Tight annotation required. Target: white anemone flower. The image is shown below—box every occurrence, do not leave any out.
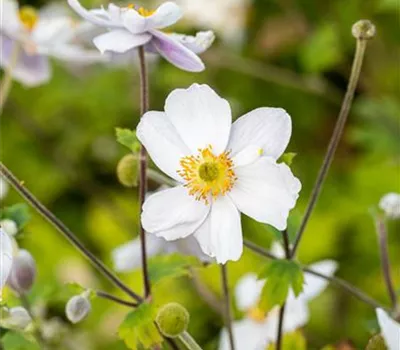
[0,219,18,236]
[137,83,301,263]
[379,193,400,219]
[0,228,13,290]
[0,0,106,87]
[219,244,338,349]
[376,309,400,350]
[67,0,215,72]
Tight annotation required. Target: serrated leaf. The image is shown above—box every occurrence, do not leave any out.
[148,253,202,285]
[115,128,141,153]
[118,303,162,350]
[267,331,307,350]
[279,153,297,166]
[1,204,31,229]
[258,260,304,311]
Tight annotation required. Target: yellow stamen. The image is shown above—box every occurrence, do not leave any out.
[177,145,236,204]
[19,6,38,31]
[127,4,155,17]
[247,307,266,323]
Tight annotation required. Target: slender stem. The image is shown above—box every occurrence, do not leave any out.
[375,217,397,309]
[137,45,151,298]
[291,38,369,257]
[220,264,235,350]
[96,291,138,308]
[178,331,203,350]
[147,168,176,187]
[0,163,143,303]
[20,295,47,349]
[0,43,20,115]
[281,229,291,258]
[243,239,388,310]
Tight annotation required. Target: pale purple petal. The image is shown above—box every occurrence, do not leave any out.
[169,31,215,54]
[145,2,182,30]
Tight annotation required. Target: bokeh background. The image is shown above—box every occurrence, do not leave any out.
[1,0,399,349]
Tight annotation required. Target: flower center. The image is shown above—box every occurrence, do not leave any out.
[178,145,236,203]
[127,4,155,17]
[19,6,38,31]
[247,307,266,323]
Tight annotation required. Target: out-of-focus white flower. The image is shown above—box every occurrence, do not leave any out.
[177,0,250,46]
[376,308,400,350]
[0,219,18,236]
[219,243,337,350]
[138,84,301,264]
[379,193,400,219]
[66,291,92,324]
[0,177,9,200]
[0,306,32,330]
[67,0,214,71]
[8,249,36,294]
[0,0,106,87]
[0,228,13,291]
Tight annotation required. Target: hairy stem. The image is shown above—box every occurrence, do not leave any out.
[221,264,235,350]
[291,37,369,257]
[0,163,142,303]
[96,290,138,308]
[137,45,151,298]
[20,295,47,349]
[178,331,203,350]
[0,43,20,115]
[375,217,397,309]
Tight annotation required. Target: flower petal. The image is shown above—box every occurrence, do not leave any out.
[0,229,13,289]
[228,108,292,160]
[0,0,21,35]
[232,145,263,167]
[164,84,232,154]
[168,30,215,54]
[142,185,210,241]
[121,9,147,34]
[93,30,151,54]
[301,260,338,302]
[194,196,242,264]
[151,30,205,72]
[229,157,301,231]
[376,308,400,350]
[235,273,265,312]
[145,2,182,30]
[136,111,191,181]
[173,236,214,263]
[270,242,285,259]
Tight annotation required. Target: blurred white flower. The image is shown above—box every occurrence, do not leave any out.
[8,249,37,294]
[0,306,32,330]
[68,0,214,72]
[376,308,400,350]
[379,193,400,219]
[0,177,9,200]
[219,243,337,350]
[0,0,106,87]
[66,291,91,324]
[0,219,18,236]
[0,228,13,291]
[138,83,301,263]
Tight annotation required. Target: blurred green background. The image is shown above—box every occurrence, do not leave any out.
[1,0,400,349]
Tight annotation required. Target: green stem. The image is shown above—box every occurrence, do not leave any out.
[178,331,203,350]
[95,290,138,308]
[0,43,20,115]
[221,264,235,350]
[20,295,47,349]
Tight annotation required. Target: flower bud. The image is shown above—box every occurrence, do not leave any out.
[2,306,32,329]
[0,219,18,236]
[352,20,376,40]
[366,334,386,350]
[379,193,400,219]
[65,292,91,324]
[117,154,138,187]
[8,249,36,294]
[156,302,189,338]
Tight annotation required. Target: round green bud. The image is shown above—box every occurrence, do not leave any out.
[155,302,190,338]
[365,334,386,350]
[116,154,138,187]
[352,20,376,40]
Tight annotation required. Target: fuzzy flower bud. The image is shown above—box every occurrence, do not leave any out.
[366,334,386,350]
[379,193,400,219]
[352,20,376,40]
[2,306,32,329]
[8,249,36,294]
[156,302,190,338]
[117,154,138,187]
[65,291,91,324]
[0,219,18,236]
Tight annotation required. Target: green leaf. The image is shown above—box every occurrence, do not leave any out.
[118,303,162,350]
[115,128,140,153]
[267,331,307,350]
[258,260,304,311]
[1,204,31,229]
[279,153,297,166]
[148,254,202,285]
[2,331,40,350]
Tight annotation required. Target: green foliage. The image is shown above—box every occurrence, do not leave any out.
[156,302,190,338]
[365,334,387,350]
[267,331,307,350]
[258,260,304,311]
[2,332,40,350]
[148,254,202,285]
[279,153,297,166]
[118,303,163,350]
[1,204,31,229]
[115,128,141,153]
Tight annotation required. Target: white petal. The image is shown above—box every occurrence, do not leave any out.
[301,260,338,302]
[0,229,13,289]
[112,235,164,272]
[145,2,182,30]
[93,30,151,54]
[32,17,73,45]
[174,236,214,263]
[229,157,301,230]
[136,111,191,181]
[219,319,272,350]
[379,192,400,219]
[194,196,242,264]
[232,145,263,167]
[235,273,265,312]
[121,9,146,34]
[142,186,210,240]
[0,0,21,35]
[376,308,400,350]
[47,45,107,63]
[270,242,285,259]
[165,84,232,154]
[228,108,292,160]
[169,30,215,54]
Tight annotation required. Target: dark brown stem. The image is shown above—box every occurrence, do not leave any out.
[96,291,138,308]
[0,163,142,303]
[137,46,151,298]
[291,38,369,257]
[221,264,235,350]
